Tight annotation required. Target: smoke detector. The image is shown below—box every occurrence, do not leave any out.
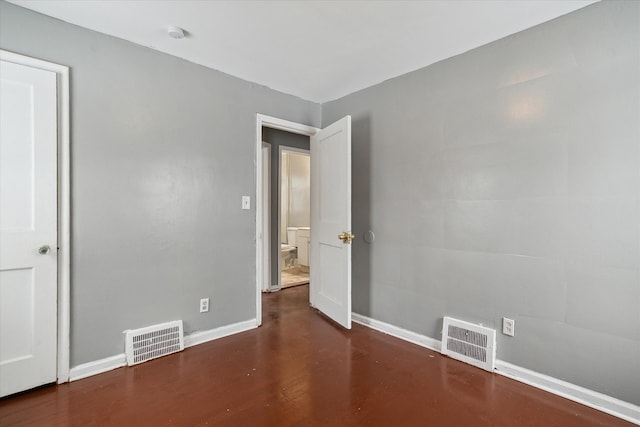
[167,26,185,39]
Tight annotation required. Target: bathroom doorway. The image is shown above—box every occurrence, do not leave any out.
[260,124,312,294]
[280,148,311,289]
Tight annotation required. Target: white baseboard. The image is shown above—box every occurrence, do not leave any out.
[352,313,441,352]
[184,318,258,348]
[69,354,126,382]
[494,361,640,425]
[69,318,258,382]
[352,312,639,425]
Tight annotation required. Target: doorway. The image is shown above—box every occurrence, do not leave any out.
[255,114,353,329]
[279,148,310,289]
[260,128,310,292]
[255,115,317,325]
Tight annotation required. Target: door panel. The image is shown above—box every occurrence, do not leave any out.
[318,244,345,304]
[0,60,58,397]
[0,268,35,361]
[310,116,352,329]
[0,78,35,230]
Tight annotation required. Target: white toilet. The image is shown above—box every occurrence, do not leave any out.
[281,227,299,269]
[281,244,296,268]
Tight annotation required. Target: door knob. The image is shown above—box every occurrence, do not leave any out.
[38,245,51,255]
[338,232,355,244]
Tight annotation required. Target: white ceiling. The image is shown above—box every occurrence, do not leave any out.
[9,0,598,103]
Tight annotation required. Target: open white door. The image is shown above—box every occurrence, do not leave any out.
[310,116,352,329]
[0,60,58,396]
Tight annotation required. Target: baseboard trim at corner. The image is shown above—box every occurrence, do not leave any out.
[353,312,639,425]
[69,354,126,382]
[184,318,258,348]
[495,361,640,425]
[352,313,441,352]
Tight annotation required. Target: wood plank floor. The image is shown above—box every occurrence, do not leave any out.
[0,285,633,426]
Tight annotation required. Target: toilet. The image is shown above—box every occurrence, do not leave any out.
[281,227,300,269]
[280,244,296,269]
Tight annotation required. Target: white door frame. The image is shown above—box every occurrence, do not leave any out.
[261,142,271,292]
[255,114,318,326]
[1,50,71,383]
[277,146,310,290]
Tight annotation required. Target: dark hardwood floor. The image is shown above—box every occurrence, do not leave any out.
[0,285,633,426]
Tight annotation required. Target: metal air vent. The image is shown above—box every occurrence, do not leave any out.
[124,320,184,366]
[442,317,496,372]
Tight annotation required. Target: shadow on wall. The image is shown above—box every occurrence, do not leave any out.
[352,116,372,316]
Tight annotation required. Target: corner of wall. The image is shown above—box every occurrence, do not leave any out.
[352,313,640,425]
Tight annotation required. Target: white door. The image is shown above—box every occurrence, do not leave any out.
[0,60,58,397]
[310,116,352,329]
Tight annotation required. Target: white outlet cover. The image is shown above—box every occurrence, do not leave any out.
[502,317,515,336]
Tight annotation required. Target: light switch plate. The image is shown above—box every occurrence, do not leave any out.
[242,196,250,210]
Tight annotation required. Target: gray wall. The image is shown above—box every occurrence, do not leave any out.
[322,1,640,405]
[261,128,309,287]
[2,0,638,406]
[0,1,320,366]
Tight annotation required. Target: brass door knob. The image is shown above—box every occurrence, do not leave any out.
[338,232,355,244]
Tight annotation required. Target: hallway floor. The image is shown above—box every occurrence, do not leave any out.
[281,266,310,288]
[0,285,632,426]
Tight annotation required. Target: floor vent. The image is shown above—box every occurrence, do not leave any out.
[124,320,184,366]
[441,317,496,372]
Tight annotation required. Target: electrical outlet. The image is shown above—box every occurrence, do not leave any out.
[200,298,209,313]
[502,317,515,337]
